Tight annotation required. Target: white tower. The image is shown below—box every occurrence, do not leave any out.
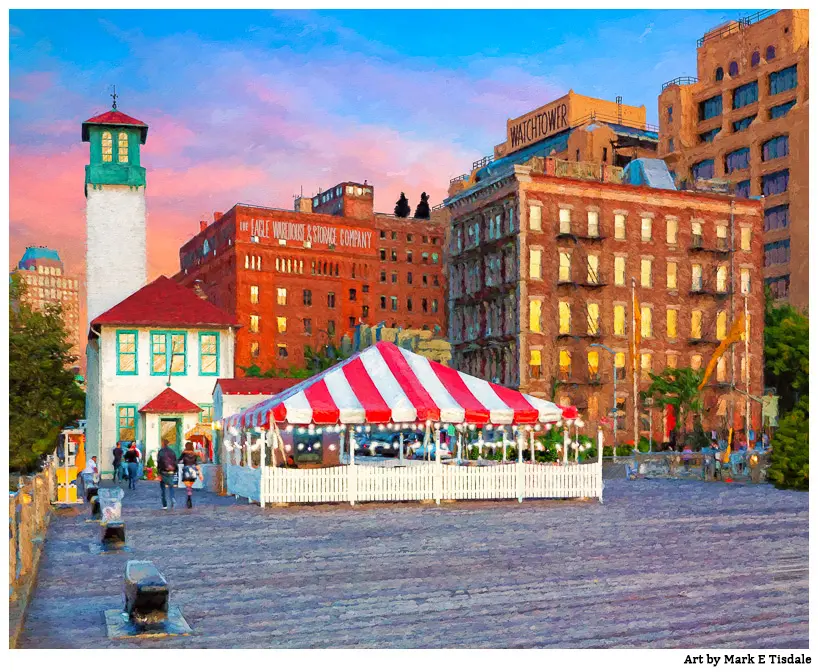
[82,100,148,325]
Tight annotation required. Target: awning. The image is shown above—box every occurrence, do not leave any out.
[224,341,563,429]
[139,388,202,414]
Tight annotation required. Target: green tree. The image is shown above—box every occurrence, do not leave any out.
[9,274,85,472]
[764,295,808,415]
[642,367,704,439]
[767,396,809,491]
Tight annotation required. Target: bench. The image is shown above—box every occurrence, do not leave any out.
[85,484,99,503]
[101,521,126,547]
[125,560,169,626]
[90,496,101,518]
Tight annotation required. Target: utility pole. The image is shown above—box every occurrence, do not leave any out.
[744,295,751,436]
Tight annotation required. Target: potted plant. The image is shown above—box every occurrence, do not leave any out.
[144,454,156,480]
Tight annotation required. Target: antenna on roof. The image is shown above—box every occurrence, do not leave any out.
[616,95,622,124]
[111,85,118,111]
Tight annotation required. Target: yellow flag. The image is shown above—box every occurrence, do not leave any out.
[723,428,733,464]
[698,312,746,390]
[630,298,642,369]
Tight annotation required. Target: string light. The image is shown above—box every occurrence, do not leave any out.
[285,425,293,432]
[328,444,337,451]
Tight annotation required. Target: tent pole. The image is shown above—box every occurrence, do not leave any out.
[339,426,345,465]
[516,427,524,503]
[399,432,404,466]
[529,430,535,463]
[259,430,267,508]
[502,428,507,462]
[563,425,569,463]
[434,429,442,505]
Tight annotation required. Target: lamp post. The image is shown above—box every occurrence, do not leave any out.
[591,342,617,447]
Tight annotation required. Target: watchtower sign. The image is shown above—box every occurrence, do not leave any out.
[507,101,569,151]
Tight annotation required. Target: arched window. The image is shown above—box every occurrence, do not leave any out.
[715,67,724,82]
[117,132,129,163]
[751,51,760,67]
[101,131,113,162]
[728,61,739,77]
[766,45,776,61]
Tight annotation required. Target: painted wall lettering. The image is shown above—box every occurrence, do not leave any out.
[508,103,569,150]
[239,218,372,250]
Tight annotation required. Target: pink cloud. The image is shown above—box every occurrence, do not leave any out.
[10,71,54,101]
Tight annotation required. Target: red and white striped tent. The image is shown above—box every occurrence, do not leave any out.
[224,341,563,430]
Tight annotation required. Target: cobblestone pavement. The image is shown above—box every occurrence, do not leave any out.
[19,478,808,648]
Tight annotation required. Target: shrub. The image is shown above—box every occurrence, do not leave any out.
[768,396,809,491]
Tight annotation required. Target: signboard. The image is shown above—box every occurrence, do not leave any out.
[238,217,373,251]
[506,100,570,152]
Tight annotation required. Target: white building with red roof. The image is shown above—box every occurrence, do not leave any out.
[85,275,240,475]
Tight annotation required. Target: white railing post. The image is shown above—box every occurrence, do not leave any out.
[348,432,357,506]
[502,428,507,462]
[399,432,404,466]
[244,432,251,467]
[339,427,345,464]
[563,425,569,463]
[434,429,442,505]
[597,427,604,504]
[259,430,267,508]
[516,428,524,503]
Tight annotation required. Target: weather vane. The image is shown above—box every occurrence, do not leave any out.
[111,85,118,110]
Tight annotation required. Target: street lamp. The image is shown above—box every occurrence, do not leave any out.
[590,342,617,448]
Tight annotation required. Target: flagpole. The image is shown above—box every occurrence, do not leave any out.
[632,278,638,451]
[744,295,751,439]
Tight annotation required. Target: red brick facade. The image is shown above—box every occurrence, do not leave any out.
[175,182,447,373]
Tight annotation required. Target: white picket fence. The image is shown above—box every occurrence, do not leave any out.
[226,461,603,506]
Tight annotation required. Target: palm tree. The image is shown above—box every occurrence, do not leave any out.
[642,367,704,439]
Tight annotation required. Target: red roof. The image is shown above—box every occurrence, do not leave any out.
[215,378,302,396]
[90,275,241,332]
[140,388,202,414]
[82,109,148,143]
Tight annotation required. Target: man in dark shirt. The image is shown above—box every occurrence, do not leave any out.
[157,439,178,510]
[112,442,123,483]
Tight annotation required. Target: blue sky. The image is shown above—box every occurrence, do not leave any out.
[10,9,752,278]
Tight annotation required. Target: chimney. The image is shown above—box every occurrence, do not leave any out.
[192,280,209,301]
[199,220,208,232]
[213,212,223,222]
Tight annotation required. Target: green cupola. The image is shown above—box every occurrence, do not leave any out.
[82,106,148,194]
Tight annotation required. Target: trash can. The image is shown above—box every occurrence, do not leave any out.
[98,487,125,524]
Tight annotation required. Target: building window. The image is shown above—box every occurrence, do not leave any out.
[380,296,386,310]
[740,227,752,251]
[692,159,715,181]
[587,351,599,378]
[740,268,751,295]
[349,316,356,329]
[422,252,429,264]
[691,310,703,339]
[764,204,789,231]
[327,292,336,308]
[431,299,438,314]
[640,353,653,382]
[735,180,751,199]
[765,275,790,299]
[769,99,796,120]
[641,306,652,339]
[587,254,600,284]
[691,263,703,291]
[586,303,600,336]
[391,296,398,311]
[407,297,413,312]
[614,256,626,286]
[362,305,369,318]
[641,217,652,242]
[529,205,542,231]
[277,317,287,334]
[699,95,722,121]
[391,272,398,284]
[715,67,724,82]
[667,261,678,289]
[764,240,791,267]
[691,354,703,371]
[276,287,287,306]
[615,352,626,380]
[250,341,260,358]
[717,264,729,292]
[732,81,758,109]
[614,213,626,240]
[766,45,776,61]
[699,127,721,144]
[716,310,727,340]
[349,288,357,301]
[380,270,387,282]
[558,301,571,335]
[769,65,797,96]
[667,309,678,339]
[587,211,599,238]
[728,61,739,77]
[249,285,259,304]
[379,249,386,261]
[762,135,789,161]
[303,289,312,306]
[614,305,626,336]
[762,169,789,196]
[406,251,413,263]
[116,330,138,375]
[117,132,129,163]
[666,219,678,245]
[640,258,652,288]
[198,403,214,426]
[101,131,113,162]
[432,253,439,264]
[303,318,312,335]
[150,332,186,376]
[558,252,571,282]
[433,275,440,287]
[199,332,219,375]
[407,233,414,242]
[751,51,760,68]
[666,106,673,123]
[716,225,728,249]
[559,208,572,234]
[666,353,678,369]
[277,344,288,359]
[559,350,571,379]
[327,321,336,336]
[391,232,398,241]
[668,138,675,152]
[716,356,728,382]
[249,315,259,333]
[732,115,755,133]
[529,349,542,378]
[530,249,542,280]
[529,299,542,333]
[725,147,751,173]
[116,405,137,443]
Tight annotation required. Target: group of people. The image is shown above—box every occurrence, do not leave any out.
[111,439,202,509]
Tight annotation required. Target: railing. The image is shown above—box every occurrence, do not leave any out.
[697,10,777,47]
[572,111,660,134]
[662,76,699,91]
[449,173,470,185]
[473,155,495,170]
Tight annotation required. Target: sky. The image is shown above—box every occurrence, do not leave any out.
[9,9,752,284]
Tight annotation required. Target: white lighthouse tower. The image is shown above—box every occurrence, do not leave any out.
[82,96,148,326]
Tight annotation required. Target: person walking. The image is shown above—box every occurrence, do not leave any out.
[179,441,202,509]
[123,443,140,490]
[157,439,178,510]
[112,442,123,484]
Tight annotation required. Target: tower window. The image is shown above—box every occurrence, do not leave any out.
[118,132,129,163]
[101,131,113,162]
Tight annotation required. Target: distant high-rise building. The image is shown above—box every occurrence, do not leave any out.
[14,246,82,368]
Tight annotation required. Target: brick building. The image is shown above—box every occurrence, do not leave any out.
[13,246,82,369]
[175,182,447,373]
[658,9,808,308]
[448,90,659,199]
[444,156,764,440]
